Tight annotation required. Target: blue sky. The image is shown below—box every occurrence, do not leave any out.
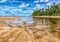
[0,0,60,16]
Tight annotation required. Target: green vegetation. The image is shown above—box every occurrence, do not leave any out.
[32,3,60,16]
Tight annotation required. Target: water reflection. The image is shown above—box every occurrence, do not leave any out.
[5,17,60,29]
[33,17,60,29]
[21,16,34,24]
[49,18,60,29]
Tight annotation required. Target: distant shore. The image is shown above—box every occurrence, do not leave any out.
[0,16,60,18]
[33,16,60,18]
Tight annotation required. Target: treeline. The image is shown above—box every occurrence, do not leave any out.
[32,3,60,16]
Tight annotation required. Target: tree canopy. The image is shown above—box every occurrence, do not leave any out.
[32,3,60,16]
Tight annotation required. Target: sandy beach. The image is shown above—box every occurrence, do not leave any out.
[0,17,21,26]
[0,17,60,42]
[0,26,60,42]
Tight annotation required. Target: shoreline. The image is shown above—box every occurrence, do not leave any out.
[0,16,60,18]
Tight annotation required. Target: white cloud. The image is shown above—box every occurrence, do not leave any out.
[46,2,52,6]
[8,0,21,3]
[40,0,49,2]
[34,0,39,3]
[33,4,41,10]
[19,3,25,8]
[34,0,49,3]
[19,3,29,8]
[36,4,41,7]
[0,6,33,16]
[0,0,7,3]
[26,4,29,6]
[40,0,44,2]
[44,0,49,2]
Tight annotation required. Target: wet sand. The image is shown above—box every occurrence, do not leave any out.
[0,17,21,26]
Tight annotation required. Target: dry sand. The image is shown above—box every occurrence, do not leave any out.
[0,27,60,42]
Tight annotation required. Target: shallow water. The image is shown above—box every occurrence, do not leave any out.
[4,16,60,30]
[0,17,60,42]
[15,17,60,29]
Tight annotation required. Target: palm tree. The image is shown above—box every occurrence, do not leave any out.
[32,3,60,16]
